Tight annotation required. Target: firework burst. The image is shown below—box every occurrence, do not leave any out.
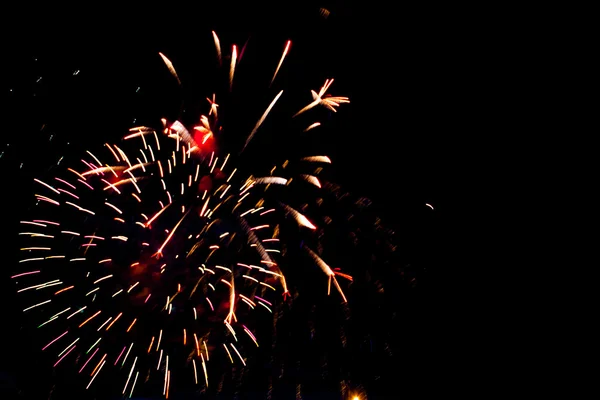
[14,31,353,398]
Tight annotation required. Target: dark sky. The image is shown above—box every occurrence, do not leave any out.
[0,2,493,399]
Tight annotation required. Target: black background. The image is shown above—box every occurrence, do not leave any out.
[0,2,500,399]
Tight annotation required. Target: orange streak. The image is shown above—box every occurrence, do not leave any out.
[55,285,74,295]
[127,318,137,332]
[105,312,122,330]
[79,310,101,328]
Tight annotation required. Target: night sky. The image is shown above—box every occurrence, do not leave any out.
[0,2,486,399]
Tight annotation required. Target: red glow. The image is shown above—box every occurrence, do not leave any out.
[192,130,215,153]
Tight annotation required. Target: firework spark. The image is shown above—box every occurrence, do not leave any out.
[15,31,351,398]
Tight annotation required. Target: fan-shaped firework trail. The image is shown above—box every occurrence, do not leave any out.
[14,32,352,398]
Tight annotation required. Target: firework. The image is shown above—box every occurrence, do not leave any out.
[14,31,352,398]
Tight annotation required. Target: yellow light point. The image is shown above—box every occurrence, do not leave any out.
[183,329,186,345]
[79,310,101,328]
[127,319,137,332]
[132,193,141,202]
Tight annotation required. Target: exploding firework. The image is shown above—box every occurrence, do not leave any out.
[14,31,354,398]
